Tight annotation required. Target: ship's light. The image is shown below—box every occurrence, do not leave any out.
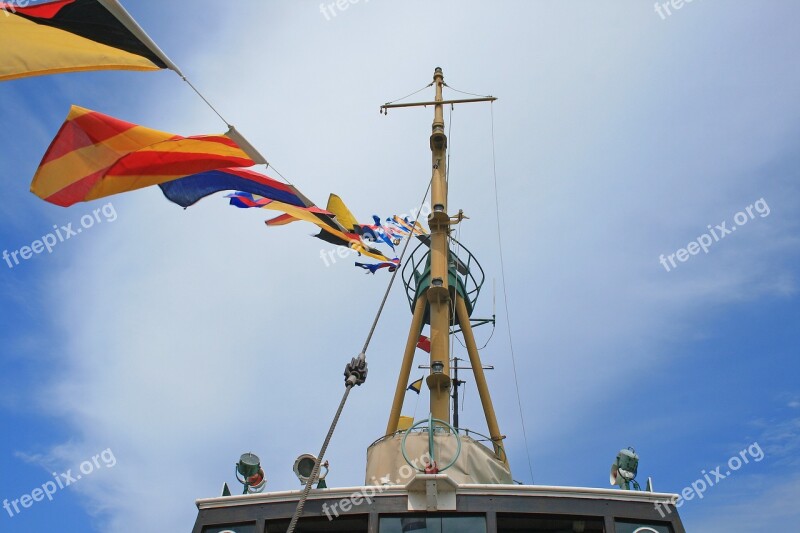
[610,447,639,490]
[293,454,329,487]
[237,453,261,479]
[235,452,267,494]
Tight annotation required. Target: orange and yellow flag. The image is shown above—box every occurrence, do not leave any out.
[31,106,254,207]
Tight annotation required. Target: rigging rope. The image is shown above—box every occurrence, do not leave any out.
[264,162,295,186]
[360,179,433,354]
[447,103,496,352]
[447,104,458,399]
[489,102,535,485]
[383,81,435,106]
[181,76,232,127]
[286,178,433,533]
[453,321,496,351]
[176,73,301,186]
[446,104,453,184]
[443,82,493,99]
[286,371,359,533]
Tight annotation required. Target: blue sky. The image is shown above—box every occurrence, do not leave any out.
[1,1,799,531]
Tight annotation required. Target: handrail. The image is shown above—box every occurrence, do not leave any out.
[369,425,504,459]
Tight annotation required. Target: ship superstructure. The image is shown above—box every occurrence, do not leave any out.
[192,68,687,533]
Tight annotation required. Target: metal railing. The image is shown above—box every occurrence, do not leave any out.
[401,235,485,315]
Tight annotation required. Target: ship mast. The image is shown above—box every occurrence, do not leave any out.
[382,68,507,465]
[427,66,451,423]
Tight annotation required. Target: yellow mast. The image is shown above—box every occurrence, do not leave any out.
[426,67,452,423]
[383,68,507,465]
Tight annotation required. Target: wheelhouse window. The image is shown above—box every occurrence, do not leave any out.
[497,514,605,532]
[265,514,368,532]
[202,524,256,533]
[379,514,486,533]
[614,521,673,533]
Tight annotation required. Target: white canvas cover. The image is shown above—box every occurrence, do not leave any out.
[366,432,513,486]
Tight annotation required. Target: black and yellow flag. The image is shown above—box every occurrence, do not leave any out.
[0,0,177,82]
[407,377,423,394]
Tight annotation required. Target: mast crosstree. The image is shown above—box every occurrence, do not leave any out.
[382,68,507,466]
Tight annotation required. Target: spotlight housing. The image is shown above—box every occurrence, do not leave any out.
[610,447,640,491]
[235,453,267,494]
[293,453,329,488]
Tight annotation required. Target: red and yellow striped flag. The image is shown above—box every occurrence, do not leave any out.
[31,106,254,207]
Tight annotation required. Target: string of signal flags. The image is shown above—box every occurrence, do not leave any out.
[1,0,428,273]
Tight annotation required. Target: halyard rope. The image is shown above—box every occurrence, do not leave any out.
[286,178,432,532]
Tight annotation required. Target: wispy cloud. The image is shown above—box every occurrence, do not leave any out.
[751,417,800,468]
[688,472,800,532]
